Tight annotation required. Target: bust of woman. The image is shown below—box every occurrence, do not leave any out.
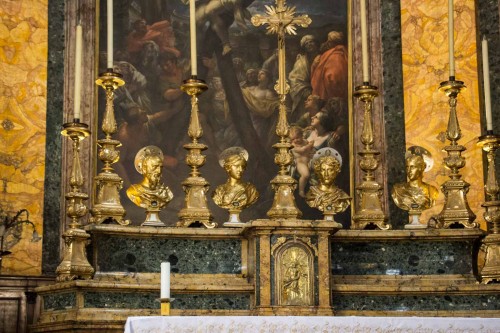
[305,155,350,221]
[212,148,259,224]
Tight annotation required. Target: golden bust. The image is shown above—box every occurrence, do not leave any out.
[212,147,259,225]
[391,154,439,228]
[126,146,173,226]
[305,154,350,221]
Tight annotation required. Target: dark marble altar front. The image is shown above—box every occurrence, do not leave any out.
[93,235,242,274]
[332,241,473,275]
[333,294,500,312]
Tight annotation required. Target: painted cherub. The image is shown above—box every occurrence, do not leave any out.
[289,126,314,197]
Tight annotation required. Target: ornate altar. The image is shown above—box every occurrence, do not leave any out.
[19,0,500,332]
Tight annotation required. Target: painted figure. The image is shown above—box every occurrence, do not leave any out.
[289,126,314,197]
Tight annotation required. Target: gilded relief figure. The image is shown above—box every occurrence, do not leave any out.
[127,146,173,226]
[305,151,350,222]
[391,154,439,229]
[212,147,259,226]
[281,247,310,306]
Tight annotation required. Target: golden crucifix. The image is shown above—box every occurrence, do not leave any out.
[252,1,311,219]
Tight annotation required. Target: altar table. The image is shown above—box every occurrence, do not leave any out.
[124,316,500,333]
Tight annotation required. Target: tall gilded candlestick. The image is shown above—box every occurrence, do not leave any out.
[176,0,214,227]
[477,134,500,283]
[56,122,95,281]
[436,79,477,228]
[89,71,130,225]
[176,79,215,228]
[252,0,311,219]
[351,84,389,230]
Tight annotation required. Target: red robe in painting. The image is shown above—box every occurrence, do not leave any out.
[311,45,348,100]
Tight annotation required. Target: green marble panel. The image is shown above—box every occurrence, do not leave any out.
[84,292,158,309]
[333,294,500,311]
[83,292,250,310]
[331,241,473,275]
[43,292,76,311]
[94,235,241,274]
[173,294,250,310]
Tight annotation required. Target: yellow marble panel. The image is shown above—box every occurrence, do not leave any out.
[0,0,47,275]
[401,0,484,228]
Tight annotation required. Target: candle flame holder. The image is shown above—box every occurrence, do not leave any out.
[477,134,500,283]
[436,80,477,228]
[351,84,390,230]
[56,122,95,281]
[176,78,215,228]
[90,70,130,225]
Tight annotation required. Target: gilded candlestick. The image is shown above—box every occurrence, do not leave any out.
[176,78,215,228]
[90,70,130,225]
[351,84,389,230]
[56,122,95,281]
[477,134,500,283]
[436,80,477,228]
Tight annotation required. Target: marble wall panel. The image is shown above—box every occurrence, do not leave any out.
[331,241,473,275]
[173,294,250,310]
[400,0,484,227]
[82,292,251,310]
[333,294,500,311]
[0,0,48,275]
[43,292,76,311]
[380,0,407,228]
[93,235,242,274]
[42,0,64,275]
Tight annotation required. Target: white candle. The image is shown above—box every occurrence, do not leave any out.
[482,36,493,131]
[107,0,113,69]
[160,262,170,298]
[360,0,369,83]
[189,0,197,76]
[74,24,83,120]
[448,0,455,78]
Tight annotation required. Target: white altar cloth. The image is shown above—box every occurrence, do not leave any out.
[124,316,500,333]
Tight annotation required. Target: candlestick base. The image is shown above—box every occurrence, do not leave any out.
[160,298,174,316]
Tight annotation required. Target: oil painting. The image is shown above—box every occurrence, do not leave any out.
[98,0,350,225]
